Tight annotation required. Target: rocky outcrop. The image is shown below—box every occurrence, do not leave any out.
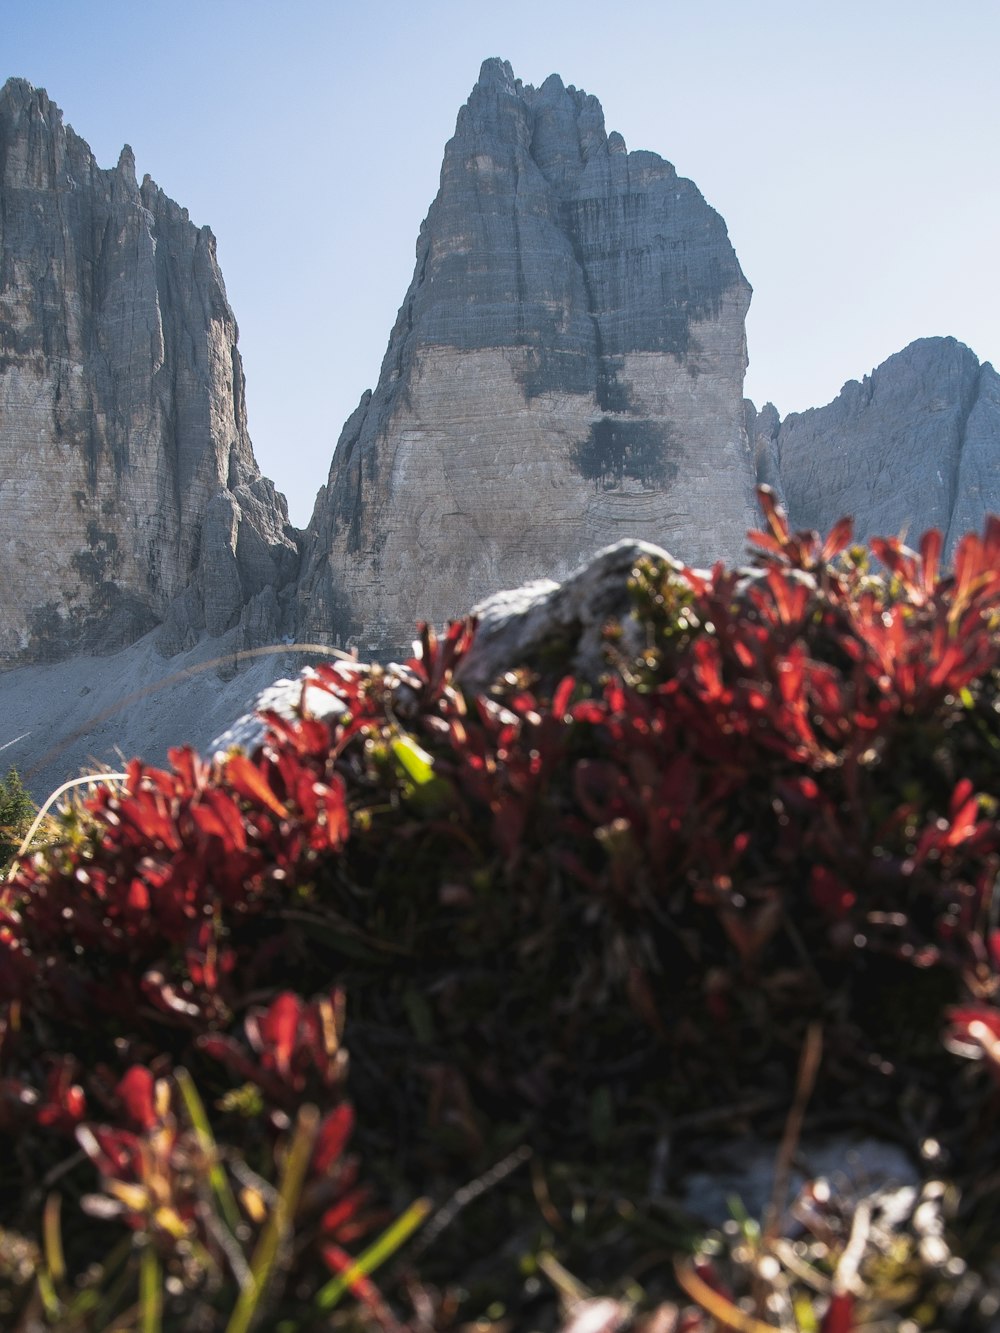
[297,57,758,659]
[0,77,299,665]
[213,538,688,759]
[752,338,1000,552]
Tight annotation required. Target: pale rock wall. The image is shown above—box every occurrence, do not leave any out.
[756,337,1000,552]
[298,58,758,657]
[0,78,299,664]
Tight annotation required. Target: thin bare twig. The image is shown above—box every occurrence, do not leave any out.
[763,1023,823,1245]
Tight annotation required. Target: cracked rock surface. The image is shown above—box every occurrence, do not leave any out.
[749,337,1000,553]
[0,78,299,665]
[297,58,757,660]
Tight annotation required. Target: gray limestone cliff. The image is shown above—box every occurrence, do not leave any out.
[0,77,299,665]
[297,57,758,657]
[750,338,1000,552]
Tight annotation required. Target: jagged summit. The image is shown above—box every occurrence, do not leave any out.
[296,60,757,657]
[1,76,58,116]
[0,77,299,665]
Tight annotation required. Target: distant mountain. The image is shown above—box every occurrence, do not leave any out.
[0,65,997,794]
[749,336,1000,552]
[0,77,298,667]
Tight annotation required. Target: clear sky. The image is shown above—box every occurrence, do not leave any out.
[6,0,999,527]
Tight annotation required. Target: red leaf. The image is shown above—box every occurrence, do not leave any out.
[553,675,576,719]
[36,1059,87,1132]
[949,778,975,817]
[756,484,790,544]
[127,880,150,912]
[168,745,209,793]
[116,1066,159,1131]
[570,699,607,726]
[692,638,728,703]
[746,528,786,557]
[944,1006,1000,1081]
[822,1292,855,1333]
[821,515,854,562]
[323,775,350,851]
[947,1005,1000,1041]
[77,1123,139,1178]
[926,641,967,692]
[943,783,980,847]
[196,1033,263,1084]
[192,789,248,851]
[258,992,303,1077]
[119,793,181,851]
[919,527,943,595]
[319,1184,374,1239]
[225,754,288,819]
[314,1103,355,1175]
[766,569,806,624]
[951,530,979,607]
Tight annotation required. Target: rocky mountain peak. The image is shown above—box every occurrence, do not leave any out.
[748,335,1000,554]
[296,60,757,658]
[116,143,136,177]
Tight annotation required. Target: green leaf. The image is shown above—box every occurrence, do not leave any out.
[391,734,436,786]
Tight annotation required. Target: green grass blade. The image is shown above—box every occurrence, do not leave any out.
[139,1244,162,1333]
[315,1196,431,1312]
[175,1066,243,1236]
[225,1103,319,1333]
[42,1192,66,1285]
[35,1267,61,1321]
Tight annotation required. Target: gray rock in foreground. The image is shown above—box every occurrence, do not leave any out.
[212,539,688,757]
[454,538,685,691]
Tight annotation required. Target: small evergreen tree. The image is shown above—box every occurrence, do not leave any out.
[0,767,35,871]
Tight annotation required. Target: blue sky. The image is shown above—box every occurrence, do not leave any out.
[7,0,999,527]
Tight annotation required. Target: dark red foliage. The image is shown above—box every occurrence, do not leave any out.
[1,488,999,1325]
[198,987,349,1109]
[821,1292,856,1333]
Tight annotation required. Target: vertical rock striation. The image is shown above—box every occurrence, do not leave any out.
[298,58,757,657]
[0,78,298,664]
[752,338,1000,552]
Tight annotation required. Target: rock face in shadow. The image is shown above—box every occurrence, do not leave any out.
[297,58,758,658]
[0,78,299,664]
[750,338,1000,552]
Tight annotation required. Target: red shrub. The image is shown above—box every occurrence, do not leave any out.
[1,488,999,1327]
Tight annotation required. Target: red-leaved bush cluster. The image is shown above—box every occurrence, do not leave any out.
[1,489,999,1329]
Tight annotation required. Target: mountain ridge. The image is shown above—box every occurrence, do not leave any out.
[0,65,997,794]
[747,335,1000,553]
